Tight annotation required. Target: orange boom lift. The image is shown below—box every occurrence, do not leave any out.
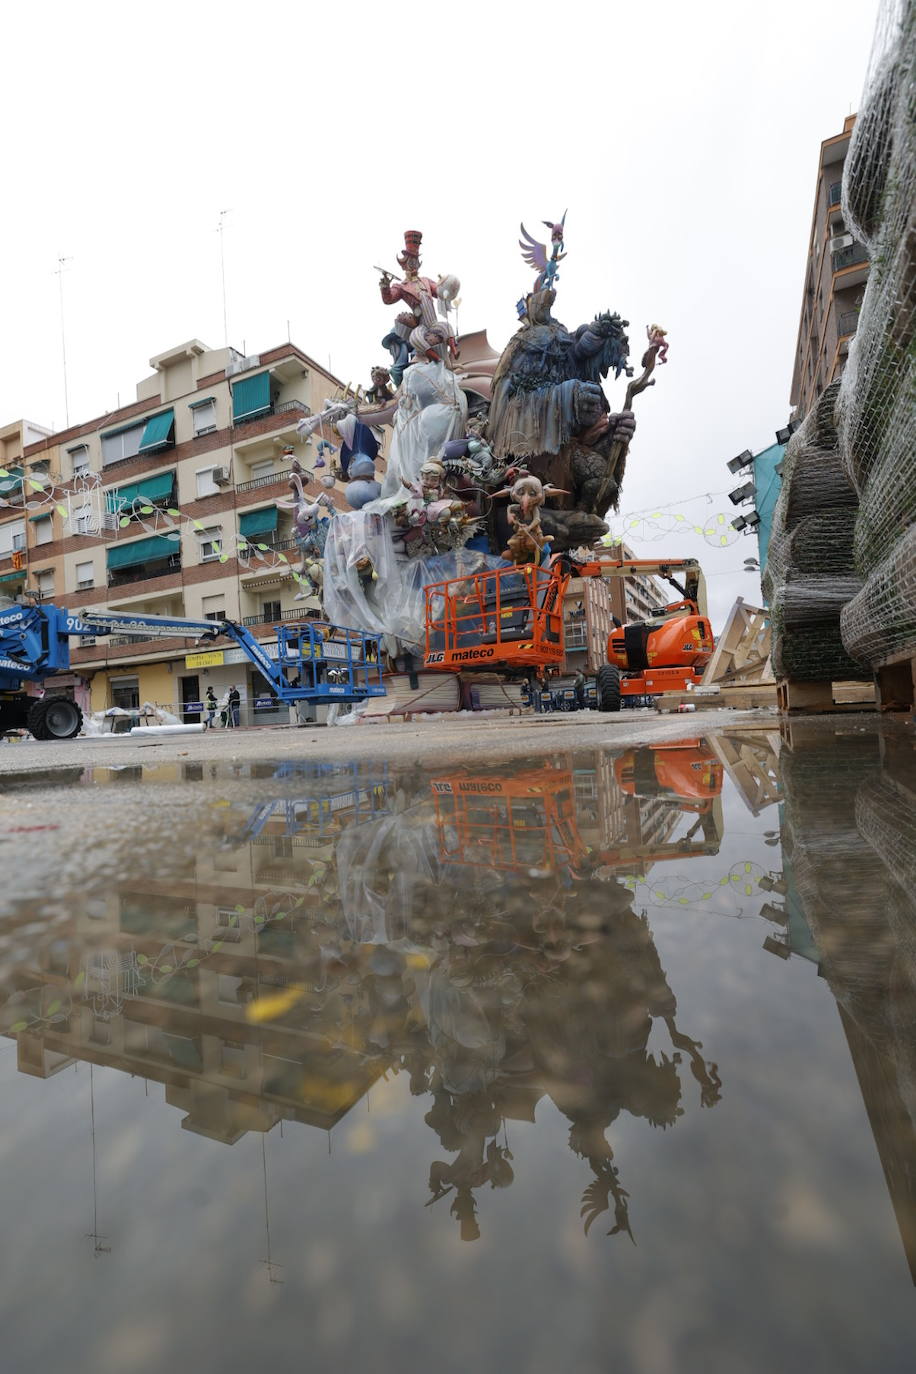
[423,554,714,709]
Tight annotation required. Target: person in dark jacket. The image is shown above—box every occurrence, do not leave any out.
[227,685,241,728]
[204,687,218,729]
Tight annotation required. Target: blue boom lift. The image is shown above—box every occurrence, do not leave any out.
[0,597,385,740]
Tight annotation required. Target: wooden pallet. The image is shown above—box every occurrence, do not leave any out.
[776,678,876,714]
[701,598,774,688]
[873,652,916,714]
[656,682,778,712]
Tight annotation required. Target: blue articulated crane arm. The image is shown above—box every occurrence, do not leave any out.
[0,601,385,705]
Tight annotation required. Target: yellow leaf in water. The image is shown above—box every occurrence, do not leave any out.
[245,984,306,1023]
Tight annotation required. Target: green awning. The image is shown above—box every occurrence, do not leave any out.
[139,409,175,452]
[0,569,25,583]
[106,533,180,571]
[232,372,271,422]
[107,471,175,514]
[188,396,215,410]
[239,506,278,537]
[0,467,22,496]
[29,510,54,522]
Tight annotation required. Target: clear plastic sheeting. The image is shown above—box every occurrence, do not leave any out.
[837,0,916,669]
[763,383,867,681]
[322,509,507,652]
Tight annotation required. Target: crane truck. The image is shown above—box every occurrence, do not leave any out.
[0,597,385,740]
[423,553,714,709]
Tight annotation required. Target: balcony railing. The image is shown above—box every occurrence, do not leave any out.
[108,558,181,588]
[832,243,868,273]
[837,308,860,337]
[828,181,842,206]
[241,606,314,627]
[236,468,292,496]
[232,399,310,435]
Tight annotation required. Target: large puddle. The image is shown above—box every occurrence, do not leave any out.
[1,722,914,1372]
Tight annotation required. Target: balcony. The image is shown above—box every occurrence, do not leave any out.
[837,308,860,337]
[241,606,313,627]
[832,243,869,290]
[236,469,292,497]
[108,557,181,589]
[232,399,310,436]
[832,242,867,272]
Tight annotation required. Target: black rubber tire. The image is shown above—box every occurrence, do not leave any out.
[27,696,83,741]
[596,664,622,712]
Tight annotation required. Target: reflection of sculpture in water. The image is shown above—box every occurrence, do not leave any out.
[366,855,725,1242]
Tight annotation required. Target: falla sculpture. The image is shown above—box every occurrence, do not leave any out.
[304,220,668,649]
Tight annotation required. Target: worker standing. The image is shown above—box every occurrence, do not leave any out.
[227,685,241,728]
[204,687,218,729]
[574,669,587,711]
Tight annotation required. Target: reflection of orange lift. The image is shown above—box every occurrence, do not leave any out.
[431,765,587,874]
[431,744,724,877]
[423,554,714,707]
[603,740,724,868]
[615,740,723,811]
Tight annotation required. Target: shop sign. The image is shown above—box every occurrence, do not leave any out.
[183,701,203,713]
[222,643,279,666]
[253,696,276,710]
[186,650,224,669]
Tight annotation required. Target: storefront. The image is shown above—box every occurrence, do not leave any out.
[184,645,294,727]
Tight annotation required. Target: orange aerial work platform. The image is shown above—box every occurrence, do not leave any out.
[431,765,586,874]
[423,554,714,707]
[424,563,568,671]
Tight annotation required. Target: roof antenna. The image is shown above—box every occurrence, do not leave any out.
[54,255,72,428]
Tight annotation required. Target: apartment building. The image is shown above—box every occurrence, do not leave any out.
[8,339,351,723]
[789,114,870,420]
[0,418,54,597]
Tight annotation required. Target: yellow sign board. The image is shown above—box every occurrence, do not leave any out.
[185,650,225,669]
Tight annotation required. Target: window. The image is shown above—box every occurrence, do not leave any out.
[36,568,54,597]
[110,677,139,710]
[202,594,225,622]
[198,527,222,561]
[69,444,90,478]
[74,505,93,535]
[33,515,53,546]
[30,460,51,477]
[0,521,26,558]
[196,468,220,499]
[216,908,241,943]
[101,422,145,466]
[262,599,281,622]
[250,459,275,481]
[76,560,94,589]
[217,974,244,1004]
[191,398,217,436]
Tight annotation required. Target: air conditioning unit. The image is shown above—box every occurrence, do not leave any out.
[829,233,853,253]
[212,466,231,486]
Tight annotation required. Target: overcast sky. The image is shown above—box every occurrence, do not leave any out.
[1,0,880,626]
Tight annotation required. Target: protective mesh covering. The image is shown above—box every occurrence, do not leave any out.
[837,0,916,668]
[840,523,916,665]
[763,382,868,680]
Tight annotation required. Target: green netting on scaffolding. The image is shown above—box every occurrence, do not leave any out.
[763,382,868,681]
[837,0,916,670]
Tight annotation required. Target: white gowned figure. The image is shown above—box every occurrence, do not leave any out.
[381,325,467,498]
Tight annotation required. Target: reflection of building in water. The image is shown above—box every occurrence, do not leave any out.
[1,749,729,1243]
[765,723,916,1285]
